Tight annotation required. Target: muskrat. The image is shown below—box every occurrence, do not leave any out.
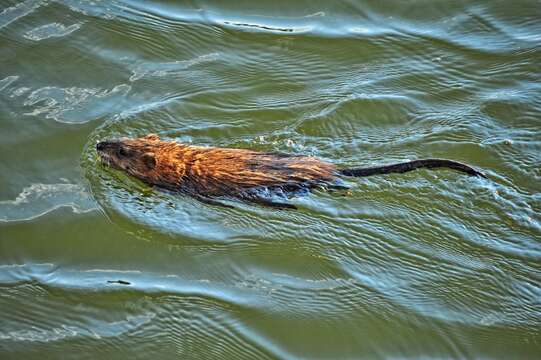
[96,134,486,209]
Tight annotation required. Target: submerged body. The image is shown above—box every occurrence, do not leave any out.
[96,134,486,208]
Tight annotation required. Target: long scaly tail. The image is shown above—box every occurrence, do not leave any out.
[340,159,487,178]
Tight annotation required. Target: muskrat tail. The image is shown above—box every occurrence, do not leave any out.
[340,159,487,178]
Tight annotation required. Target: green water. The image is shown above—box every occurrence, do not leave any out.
[1,0,540,358]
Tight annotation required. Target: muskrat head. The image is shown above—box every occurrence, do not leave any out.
[96,134,161,178]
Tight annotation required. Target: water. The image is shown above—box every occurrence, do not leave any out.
[1,0,540,358]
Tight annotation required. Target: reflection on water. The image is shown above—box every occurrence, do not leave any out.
[1,0,540,358]
[0,183,97,222]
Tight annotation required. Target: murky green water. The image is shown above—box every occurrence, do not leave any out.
[1,0,540,358]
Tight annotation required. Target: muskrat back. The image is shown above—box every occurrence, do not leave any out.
[97,134,337,197]
[96,134,486,209]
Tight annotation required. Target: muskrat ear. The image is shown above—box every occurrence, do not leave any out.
[144,134,160,140]
[142,152,156,169]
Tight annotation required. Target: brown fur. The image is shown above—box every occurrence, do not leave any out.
[97,134,337,199]
[96,134,486,208]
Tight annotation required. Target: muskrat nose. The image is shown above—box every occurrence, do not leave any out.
[96,141,106,151]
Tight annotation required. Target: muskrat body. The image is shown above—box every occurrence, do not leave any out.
[97,134,486,209]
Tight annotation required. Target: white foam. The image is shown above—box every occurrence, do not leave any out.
[0,0,44,31]
[0,75,18,92]
[24,22,83,41]
[0,183,98,222]
[10,86,31,97]
[22,83,131,123]
[0,325,79,342]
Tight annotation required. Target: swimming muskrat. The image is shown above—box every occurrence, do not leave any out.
[96,134,486,209]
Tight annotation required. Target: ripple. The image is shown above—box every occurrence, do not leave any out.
[60,0,121,21]
[3,0,541,357]
[0,279,156,343]
[0,0,44,30]
[0,325,80,342]
[0,268,278,357]
[0,75,19,92]
[22,84,131,123]
[23,22,83,41]
[0,183,98,222]
[129,53,221,82]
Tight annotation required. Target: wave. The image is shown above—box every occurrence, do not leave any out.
[0,183,98,222]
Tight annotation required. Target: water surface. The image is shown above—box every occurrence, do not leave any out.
[1,0,540,358]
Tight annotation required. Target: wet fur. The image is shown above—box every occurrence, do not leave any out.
[97,134,486,209]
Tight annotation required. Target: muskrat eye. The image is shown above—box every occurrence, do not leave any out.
[118,147,128,157]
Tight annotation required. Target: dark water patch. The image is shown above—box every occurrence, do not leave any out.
[222,21,300,33]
